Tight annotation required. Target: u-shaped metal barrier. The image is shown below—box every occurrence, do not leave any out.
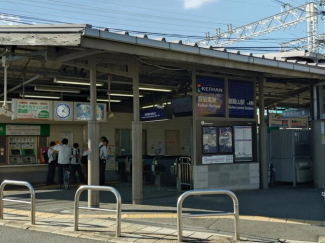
[177,189,240,242]
[0,180,36,225]
[74,185,122,237]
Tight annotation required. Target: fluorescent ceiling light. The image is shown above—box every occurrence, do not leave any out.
[87,98,121,103]
[54,78,104,87]
[20,94,60,99]
[35,86,81,93]
[141,102,171,109]
[139,87,172,92]
[107,92,144,98]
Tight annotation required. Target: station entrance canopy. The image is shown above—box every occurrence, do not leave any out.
[0,24,323,204]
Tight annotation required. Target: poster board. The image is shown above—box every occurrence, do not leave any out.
[12,99,53,121]
[234,126,253,162]
[74,102,107,122]
[218,127,233,153]
[202,127,218,154]
[59,131,74,146]
[196,76,225,117]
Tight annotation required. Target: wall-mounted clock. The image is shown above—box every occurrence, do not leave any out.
[55,103,71,120]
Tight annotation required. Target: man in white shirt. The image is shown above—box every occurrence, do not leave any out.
[70,143,85,184]
[99,138,109,185]
[54,138,71,189]
[99,136,107,147]
[46,141,57,186]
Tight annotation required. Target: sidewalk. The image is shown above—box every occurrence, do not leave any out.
[0,208,236,242]
[1,183,324,242]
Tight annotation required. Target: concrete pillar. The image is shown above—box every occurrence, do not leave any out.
[191,71,197,166]
[259,78,268,190]
[88,58,100,207]
[318,85,324,115]
[131,60,143,204]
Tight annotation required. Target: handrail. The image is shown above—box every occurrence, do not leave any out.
[0,180,35,225]
[177,189,239,242]
[74,185,122,237]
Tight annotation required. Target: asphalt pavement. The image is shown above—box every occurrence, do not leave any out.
[0,225,108,243]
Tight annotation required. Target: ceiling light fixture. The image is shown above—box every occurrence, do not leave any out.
[87,98,121,103]
[139,87,172,92]
[20,94,60,99]
[54,78,104,87]
[35,86,81,93]
[141,102,171,109]
[107,92,144,98]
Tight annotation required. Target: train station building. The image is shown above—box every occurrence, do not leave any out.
[0,24,323,205]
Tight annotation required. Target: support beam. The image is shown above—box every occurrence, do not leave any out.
[87,57,100,207]
[131,59,143,205]
[264,86,310,107]
[259,77,268,190]
[0,75,40,98]
[318,85,324,115]
[52,49,102,63]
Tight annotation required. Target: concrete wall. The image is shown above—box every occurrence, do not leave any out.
[193,163,260,190]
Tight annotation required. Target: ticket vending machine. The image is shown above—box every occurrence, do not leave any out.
[8,137,38,165]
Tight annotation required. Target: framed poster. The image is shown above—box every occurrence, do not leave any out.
[228,80,255,118]
[234,126,253,162]
[218,127,233,153]
[202,127,218,154]
[12,99,53,121]
[74,102,107,122]
[196,76,225,117]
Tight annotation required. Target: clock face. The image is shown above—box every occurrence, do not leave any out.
[55,103,71,119]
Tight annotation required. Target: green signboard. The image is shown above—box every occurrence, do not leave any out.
[0,124,49,136]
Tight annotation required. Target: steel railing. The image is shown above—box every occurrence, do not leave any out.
[0,180,35,225]
[74,185,122,237]
[177,157,192,191]
[177,189,239,242]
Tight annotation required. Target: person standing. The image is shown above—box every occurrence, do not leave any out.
[99,138,109,185]
[54,138,71,189]
[70,143,85,184]
[80,145,89,181]
[46,141,57,185]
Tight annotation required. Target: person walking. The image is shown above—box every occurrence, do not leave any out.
[46,141,57,185]
[70,143,85,184]
[54,138,71,189]
[99,138,109,185]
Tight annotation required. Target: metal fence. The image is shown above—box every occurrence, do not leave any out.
[74,185,122,237]
[177,157,192,191]
[177,189,239,242]
[0,180,36,225]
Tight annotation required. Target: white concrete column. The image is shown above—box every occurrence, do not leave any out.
[191,71,197,166]
[259,77,268,190]
[88,57,100,207]
[131,60,143,204]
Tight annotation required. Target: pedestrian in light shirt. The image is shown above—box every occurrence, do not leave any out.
[46,141,57,186]
[53,138,71,189]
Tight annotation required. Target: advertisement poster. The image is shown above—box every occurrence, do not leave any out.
[228,80,255,118]
[234,126,253,162]
[291,118,308,129]
[74,102,107,122]
[202,127,218,154]
[12,99,52,121]
[219,127,233,153]
[269,114,308,129]
[196,76,225,117]
[202,155,233,164]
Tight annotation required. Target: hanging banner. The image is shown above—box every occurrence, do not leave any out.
[269,114,308,129]
[12,99,53,121]
[196,76,225,117]
[74,102,107,122]
[228,80,255,118]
